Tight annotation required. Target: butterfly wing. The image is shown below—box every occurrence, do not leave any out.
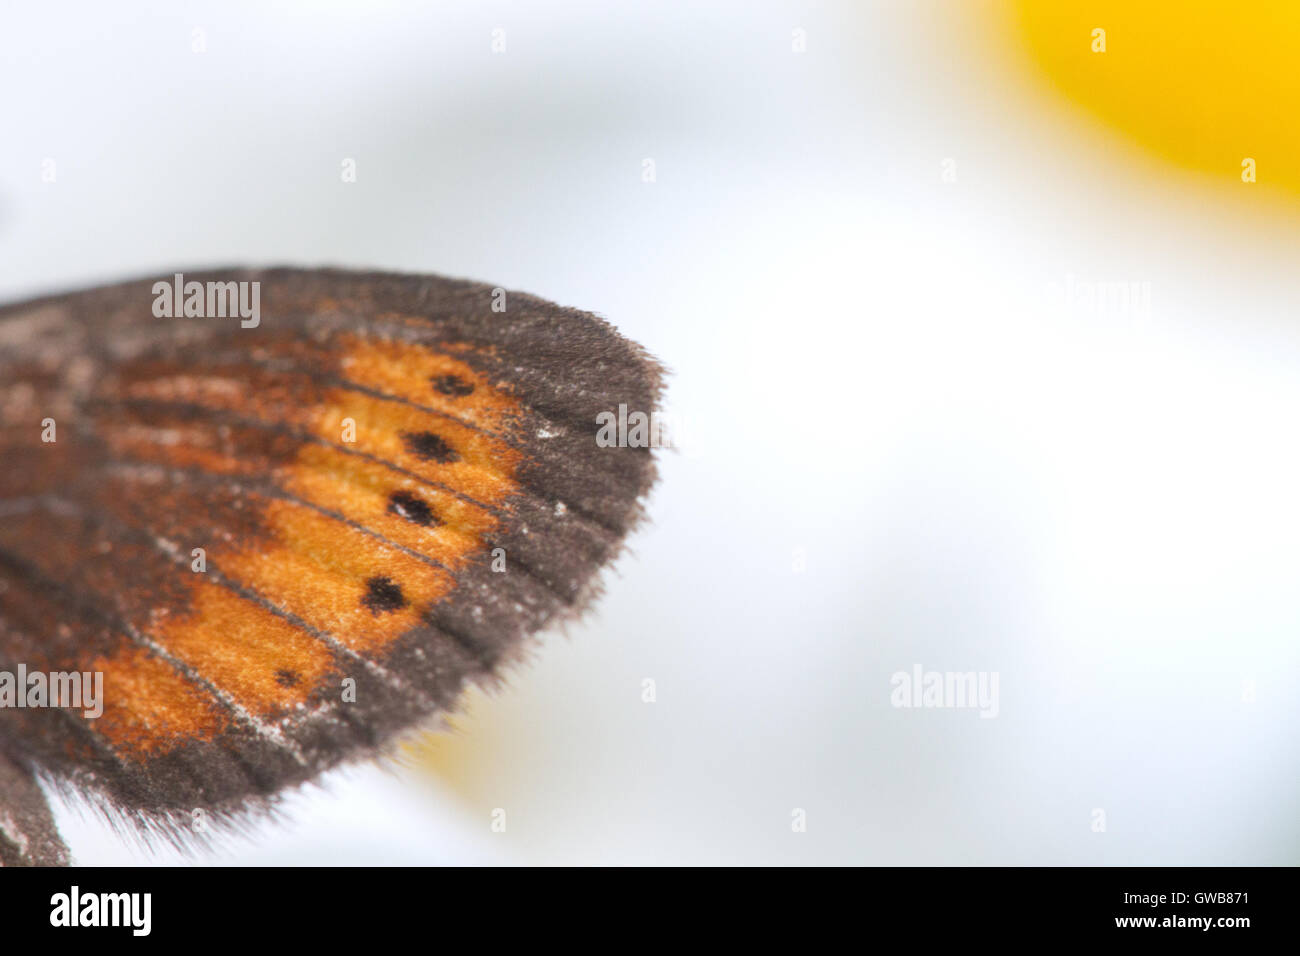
[0,751,69,866]
[0,268,662,849]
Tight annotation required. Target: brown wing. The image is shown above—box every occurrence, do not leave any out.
[0,268,662,853]
[0,750,68,866]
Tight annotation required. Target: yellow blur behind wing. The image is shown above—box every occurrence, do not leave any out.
[1012,0,1300,195]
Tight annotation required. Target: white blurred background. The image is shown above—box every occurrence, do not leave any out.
[3,0,1298,865]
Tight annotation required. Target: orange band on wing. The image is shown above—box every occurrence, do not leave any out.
[88,337,526,759]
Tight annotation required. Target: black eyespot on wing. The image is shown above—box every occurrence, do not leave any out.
[387,490,439,527]
[362,576,408,614]
[274,669,300,688]
[431,374,474,397]
[402,432,459,464]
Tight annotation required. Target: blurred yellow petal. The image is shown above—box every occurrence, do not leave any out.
[1010,0,1300,195]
